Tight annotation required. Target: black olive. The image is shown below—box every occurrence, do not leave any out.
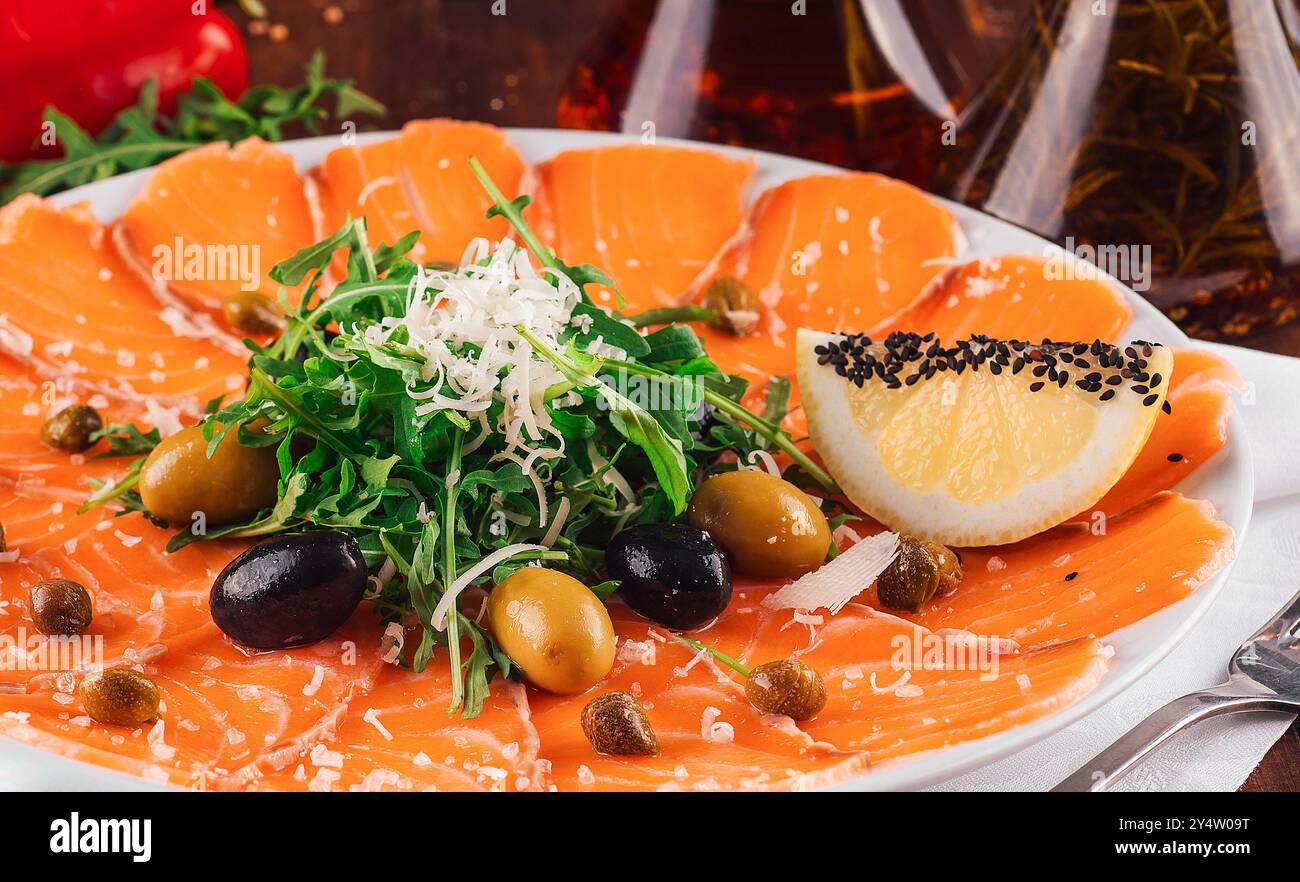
[606,524,731,630]
[210,531,367,650]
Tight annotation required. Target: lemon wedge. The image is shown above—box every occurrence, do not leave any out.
[797,329,1172,546]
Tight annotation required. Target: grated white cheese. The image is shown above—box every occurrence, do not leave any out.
[362,707,393,741]
[431,542,543,629]
[302,664,325,697]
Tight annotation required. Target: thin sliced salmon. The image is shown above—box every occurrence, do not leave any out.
[0,486,386,788]
[0,490,247,666]
[876,255,1132,343]
[311,119,525,267]
[114,139,317,317]
[528,144,753,311]
[1087,350,1239,518]
[695,593,1109,761]
[252,666,546,792]
[0,613,382,790]
[527,602,867,791]
[695,173,960,383]
[0,197,249,410]
[0,356,157,500]
[896,493,1235,643]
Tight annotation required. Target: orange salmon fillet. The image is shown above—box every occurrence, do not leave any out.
[528,603,866,791]
[877,254,1132,343]
[252,666,547,792]
[528,144,753,311]
[0,355,159,501]
[0,197,249,410]
[696,592,1109,761]
[0,486,390,789]
[114,139,317,317]
[695,173,959,384]
[1086,350,1240,518]
[894,493,1235,643]
[311,119,525,268]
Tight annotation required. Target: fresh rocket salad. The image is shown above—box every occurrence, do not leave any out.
[76,160,846,718]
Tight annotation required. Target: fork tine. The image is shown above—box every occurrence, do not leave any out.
[1244,586,1300,646]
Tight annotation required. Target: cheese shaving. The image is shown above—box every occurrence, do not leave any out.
[762,531,900,614]
[431,543,544,629]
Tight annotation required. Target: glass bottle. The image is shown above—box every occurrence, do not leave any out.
[934,0,1300,340]
[556,0,1017,186]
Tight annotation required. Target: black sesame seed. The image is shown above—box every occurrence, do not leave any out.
[1064,571,1078,581]
[1167,453,1183,462]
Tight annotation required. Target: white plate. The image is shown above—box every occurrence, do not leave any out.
[1,130,1250,792]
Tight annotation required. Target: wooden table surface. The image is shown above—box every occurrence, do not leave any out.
[230,0,1299,790]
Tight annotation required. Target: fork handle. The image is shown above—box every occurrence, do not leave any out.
[1053,684,1300,792]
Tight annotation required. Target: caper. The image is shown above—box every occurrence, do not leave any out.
[580,691,659,756]
[80,667,160,727]
[138,422,280,525]
[745,658,827,721]
[29,578,93,636]
[876,535,964,613]
[221,291,284,335]
[701,275,760,336]
[688,470,831,579]
[40,404,103,452]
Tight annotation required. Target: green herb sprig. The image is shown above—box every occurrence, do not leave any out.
[0,52,384,204]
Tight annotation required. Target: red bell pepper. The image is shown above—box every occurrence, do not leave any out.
[0,1,249,162]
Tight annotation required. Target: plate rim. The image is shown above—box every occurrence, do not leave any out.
[7,127,1251,792]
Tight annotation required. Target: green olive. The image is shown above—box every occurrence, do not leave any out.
[486,567,615,695]
[80,667,160,727]
[40,404,103,452]
[580,691,659,756]
[138,423,280,526]
[221,291,284,335]
[29,578,93,636]
[688,470,831,578]
[745,658,827,721]
[876,535,963,613]
[701,275,760,336]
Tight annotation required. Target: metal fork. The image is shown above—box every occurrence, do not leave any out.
[1053,587,1300,791]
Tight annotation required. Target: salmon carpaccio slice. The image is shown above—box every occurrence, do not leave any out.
[310,119,525,267]
[0,197,248,410]
[527,601,867,792]
[0,489,388,788]
[876,255,1132,343]
[114,139,317,316]
[694,173,960,383]
[528,144,754,311]
[890,493,1235,644]
[1087,350,1240,518]
[697,590,1110,762]
[252,665,547,792]
[0,355,156,500]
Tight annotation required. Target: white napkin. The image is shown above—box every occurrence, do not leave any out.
[933,342,1300,792]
